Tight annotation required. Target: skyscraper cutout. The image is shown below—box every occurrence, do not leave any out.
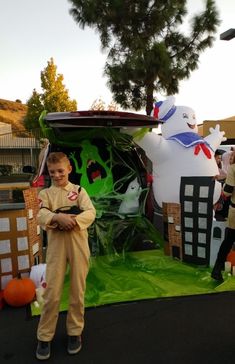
[180,177,215,265]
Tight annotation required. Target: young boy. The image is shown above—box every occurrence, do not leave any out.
[36,152,96,360]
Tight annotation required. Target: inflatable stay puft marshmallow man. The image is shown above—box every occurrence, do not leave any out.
[124,96,226,208]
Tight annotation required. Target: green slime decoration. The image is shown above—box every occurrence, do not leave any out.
[69,140,113,197]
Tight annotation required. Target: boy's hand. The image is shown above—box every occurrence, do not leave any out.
[52,213,77,231]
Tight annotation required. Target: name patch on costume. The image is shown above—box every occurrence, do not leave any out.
[67,191,78,201]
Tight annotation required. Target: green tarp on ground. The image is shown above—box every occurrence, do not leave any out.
[31,249,235,316]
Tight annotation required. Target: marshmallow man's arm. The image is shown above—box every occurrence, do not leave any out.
[204,124,227,152]
[120,127,140,136]
[121,128,169,163]
[120,127,152,140]
[134,131,168,163]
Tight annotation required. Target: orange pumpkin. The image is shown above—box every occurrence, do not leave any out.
[3,276,36,307]
[226,250,235,267]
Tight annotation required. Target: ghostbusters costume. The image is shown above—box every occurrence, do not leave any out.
[37,182,96,342]
[225,164,235,229]
[211,164,235,281]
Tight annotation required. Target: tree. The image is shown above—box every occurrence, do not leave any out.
[90,97,119,111]
[68,0,220,114]
[90,97,106,110]
[24,58,77,129]
[107,100,118,111]
[24,89,44,130]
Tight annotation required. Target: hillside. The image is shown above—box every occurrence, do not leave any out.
[0,98,27,132]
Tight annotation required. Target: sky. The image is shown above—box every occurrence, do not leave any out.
[1,0,235,124]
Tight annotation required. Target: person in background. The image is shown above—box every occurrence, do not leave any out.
[32,138,50,189]
[211,151,235,281]
[214,149,227,219]
[215,150,235,220]
[221,150,235,174]
[214,149,227,183]
[35,152,96,360]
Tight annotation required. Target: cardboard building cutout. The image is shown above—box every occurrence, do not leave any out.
[129,96,226,207]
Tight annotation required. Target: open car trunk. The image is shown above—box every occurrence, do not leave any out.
[36,110,163,255]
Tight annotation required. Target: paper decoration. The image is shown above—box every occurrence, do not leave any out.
[32,242,39,255]
[17,255,30,270]
[16,217,27,231]
[1,258,12,273]
[197,246,206,258]
[185,231,193,242]
[28,209,33,219]
[199,186,209,198]
[0,218,10,232]
[199,202,208,214]
[1,274,13,289]
[232,266,235,276]
[0,240,11,254]
[184,201,193,212]
[17,237,29,251]
[225,261,232,273]
[185,244,193,255]
[198,232,207,244]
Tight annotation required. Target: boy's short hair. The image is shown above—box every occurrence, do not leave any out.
[46,152,70,166]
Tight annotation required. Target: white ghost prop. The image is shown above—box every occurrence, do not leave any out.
[30,263,46,289]
[118,177,142,214]
[30,263,47,307]
[125,96,226,207]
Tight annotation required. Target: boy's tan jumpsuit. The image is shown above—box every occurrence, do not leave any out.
[37,182,96,342]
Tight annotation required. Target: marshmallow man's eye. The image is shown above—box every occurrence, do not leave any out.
[183,113,189,119]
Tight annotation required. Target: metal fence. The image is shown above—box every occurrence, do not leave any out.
[0,129,44,175]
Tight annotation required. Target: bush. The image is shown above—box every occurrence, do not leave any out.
[0,165,13,176]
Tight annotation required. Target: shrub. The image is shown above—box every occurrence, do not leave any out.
[0,165,13,176]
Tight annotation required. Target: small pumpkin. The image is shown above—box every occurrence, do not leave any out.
[3,275,36,307]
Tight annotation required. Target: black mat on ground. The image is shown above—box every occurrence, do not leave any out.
[1,292,235,364]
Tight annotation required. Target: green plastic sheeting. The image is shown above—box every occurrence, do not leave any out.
[31,249,235,316]
[88,216,162,256]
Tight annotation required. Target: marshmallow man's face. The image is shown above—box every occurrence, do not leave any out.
[161,106,198,139]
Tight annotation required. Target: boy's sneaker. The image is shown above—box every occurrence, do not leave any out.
[67,335,82,355]
[36,341,51,360]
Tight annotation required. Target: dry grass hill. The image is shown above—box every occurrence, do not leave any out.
[0,98,27,132]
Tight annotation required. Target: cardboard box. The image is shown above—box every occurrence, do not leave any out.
[0,188,42,289]
[162,202,182,260]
